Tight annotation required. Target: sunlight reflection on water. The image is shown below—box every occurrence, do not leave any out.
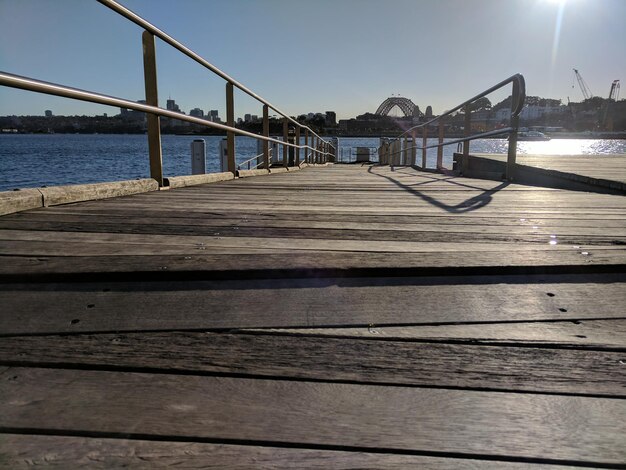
[516,139,626,155]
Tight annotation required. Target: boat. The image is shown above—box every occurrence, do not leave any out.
[517,130,551,141]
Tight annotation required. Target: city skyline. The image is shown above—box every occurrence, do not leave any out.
[1,0,624,120]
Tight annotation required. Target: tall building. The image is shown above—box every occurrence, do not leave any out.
[44,110,53,117]
[166,99,181,113]
[190,108,204,118]
[209,110,219,122]
[325,111,336,126]
[244,113,252,123]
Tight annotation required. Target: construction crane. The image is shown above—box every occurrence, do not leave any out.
[608,79,620,101]
[573,68,593,100]
[602,80,620,131]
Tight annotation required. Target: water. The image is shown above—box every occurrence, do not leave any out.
[0,133,625,191]
[336,137,626,168]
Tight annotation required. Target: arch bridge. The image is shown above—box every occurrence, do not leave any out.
[375,97,422,117]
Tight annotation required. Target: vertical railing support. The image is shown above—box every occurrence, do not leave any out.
[507,114,519,181]
[506,80,521,181]
[262,104,270,170]
[462,105,471,174]
[282,118,289,168]
[295,127,300,166]
[410,131,417,166]
[142,31,163,187]
[437,120,444,170]
[394,141,398,166]
[422,126,427,169]
[304,130,309,165]
[402,137,411,165]
[226,82,236,175]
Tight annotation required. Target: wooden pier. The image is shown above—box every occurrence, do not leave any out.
[1,163,625,468]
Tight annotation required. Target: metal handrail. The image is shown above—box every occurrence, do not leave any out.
[97,0,332,150]
[380,74,526,180]
[0,72,329,157]
[0,0,336,188]
[237,150,273,171]
[398,74,526,138]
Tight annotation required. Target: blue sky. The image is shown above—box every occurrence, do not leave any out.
[1,0,624,119]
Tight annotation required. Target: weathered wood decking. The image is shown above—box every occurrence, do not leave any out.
[1,164,625,468]
[467,153,626,194]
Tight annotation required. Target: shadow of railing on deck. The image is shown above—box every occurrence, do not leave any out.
[368,166,509,214]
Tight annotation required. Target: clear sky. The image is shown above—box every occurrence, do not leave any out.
[1,0,624,120]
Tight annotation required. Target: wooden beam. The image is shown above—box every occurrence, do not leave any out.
[1,367,624,463]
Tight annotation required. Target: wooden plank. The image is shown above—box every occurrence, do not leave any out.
[0,250,624,281]
[263,319,626,349]
[476,154,626,185]
[164,172,233,188]
[1,229,624,254]
[1,367,624,464]
[0,434,584,469]
[39,179,159,207]
[0,275,624,335]
[6,209,626,228]
[0,188,42,216]
[2,219,624,243]
[1,331,624,396]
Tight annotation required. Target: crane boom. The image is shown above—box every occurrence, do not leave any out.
[573,68,593,100]
[608,80,620,101]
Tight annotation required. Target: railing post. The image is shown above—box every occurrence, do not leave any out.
[283,118,289,168]
[304,130,309,165]
[226,82,236,175]
[295,127,301,166]
[437,120,444,170]
[410,131,417,166]
[506,81,521,181]
[141,31,164,187]
[422,126,427,169]
[462,105,471,174]
[394,140,399,166]
[402,137,408,165]
[263,104,270,170]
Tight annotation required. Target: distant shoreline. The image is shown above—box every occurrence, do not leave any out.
[1,131,625,140]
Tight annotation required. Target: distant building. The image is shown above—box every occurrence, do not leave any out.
[120,100,147,122]
[244,113,252,123]
[209,110,219,122]
[189,108,204,118]
[325,111,336,126]
[166,99,181,113]
[425,106,433,118]
[44,110,53,117]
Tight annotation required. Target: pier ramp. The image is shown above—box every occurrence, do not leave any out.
[1,164,625,468]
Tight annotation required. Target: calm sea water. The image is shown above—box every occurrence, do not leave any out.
[0,133,625,191]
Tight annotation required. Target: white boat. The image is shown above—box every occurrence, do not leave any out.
[517,130,551,141]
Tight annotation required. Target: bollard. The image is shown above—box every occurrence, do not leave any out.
[219,139,229,173]
[191,139,206,175]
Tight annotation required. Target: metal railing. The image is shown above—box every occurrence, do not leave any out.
[0,0,335,187]
[379,74,526,180]
[238,152,268,172]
